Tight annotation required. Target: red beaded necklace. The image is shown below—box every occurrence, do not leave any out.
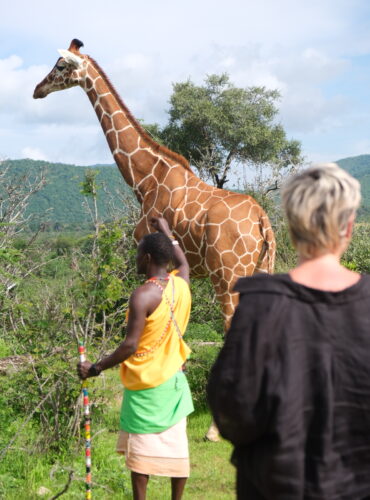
[146,274,170,281]
[145,274,170,291]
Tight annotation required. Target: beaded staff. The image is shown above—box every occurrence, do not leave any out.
[78,341,92,500]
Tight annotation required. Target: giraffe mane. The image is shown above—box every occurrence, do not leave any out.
[87,56,193,173]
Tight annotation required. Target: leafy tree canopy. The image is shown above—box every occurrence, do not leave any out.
[158,73,302,188]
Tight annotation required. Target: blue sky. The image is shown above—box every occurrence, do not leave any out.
[1,0,370,180]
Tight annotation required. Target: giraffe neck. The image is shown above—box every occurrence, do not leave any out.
[80,57,192,200]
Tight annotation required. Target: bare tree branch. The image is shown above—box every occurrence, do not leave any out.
[49,470,74,500]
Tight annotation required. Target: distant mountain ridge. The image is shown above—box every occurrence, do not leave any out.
[0,159,130,230]
[336,155,370,219]
[1,155,369,229]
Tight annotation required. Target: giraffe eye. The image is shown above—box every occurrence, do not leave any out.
[56,64,66,71]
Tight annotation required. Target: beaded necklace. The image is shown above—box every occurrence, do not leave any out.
[146,274,170,288]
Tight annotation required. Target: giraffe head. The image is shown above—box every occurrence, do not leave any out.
[33,39,87,99]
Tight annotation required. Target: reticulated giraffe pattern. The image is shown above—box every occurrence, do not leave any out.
[34,39,276,329]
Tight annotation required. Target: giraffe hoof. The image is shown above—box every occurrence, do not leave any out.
[203,433,220,442]
[204,421,221,442]
[204,428,221,442]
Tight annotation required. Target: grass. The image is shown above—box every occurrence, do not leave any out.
[0,371,235,499]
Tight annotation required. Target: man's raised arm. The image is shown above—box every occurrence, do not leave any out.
[150,217,190,283]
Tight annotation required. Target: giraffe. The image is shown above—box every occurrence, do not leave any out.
[33,39,276,330]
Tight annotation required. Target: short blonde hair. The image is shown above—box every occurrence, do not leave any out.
[281,163,361,258]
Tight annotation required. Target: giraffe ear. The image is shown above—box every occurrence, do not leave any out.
[57,49,83,68]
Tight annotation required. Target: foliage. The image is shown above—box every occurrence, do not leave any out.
[2,155,370,232]
[80,168,100,198]
[186,323,222,342]
[273,220,298,273]
[342,223,370,273]
[158,73,302,188]
[186,345,221,409]
[0,161,46,237]
[1,159,135,230]
[0,165,48,331]
[141,121,165,144]
[0,171,141,456]
[0,406,233,499]
[190,278,223,333]
[337,155,370,220]
[0,153,369,498]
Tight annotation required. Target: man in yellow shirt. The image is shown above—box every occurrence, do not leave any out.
[78,217,193,500]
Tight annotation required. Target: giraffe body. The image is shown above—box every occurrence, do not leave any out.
[33,40,276,328]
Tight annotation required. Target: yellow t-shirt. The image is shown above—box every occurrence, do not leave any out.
[120,272,191,390]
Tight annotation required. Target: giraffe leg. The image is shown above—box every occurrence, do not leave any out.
[219,291,238,332]
[205,419,220,442]
[208,275,239,332]
[203,278,239,442]
[204,264,244,441]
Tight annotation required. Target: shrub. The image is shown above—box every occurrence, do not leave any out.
[274,220,297,273]
[186,323,222,342]
[190,278,223,334]
[186,344,221,410]
[342,223,370,273]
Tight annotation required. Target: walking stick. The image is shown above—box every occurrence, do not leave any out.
[78,341,92,499]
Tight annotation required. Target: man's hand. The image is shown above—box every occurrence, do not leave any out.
[151,216,190,283]
[77,360,94,380]
[150,216,172,237]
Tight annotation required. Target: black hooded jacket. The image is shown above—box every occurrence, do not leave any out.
[207,273,370,500]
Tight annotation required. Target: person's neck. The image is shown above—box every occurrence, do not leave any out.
[297,252,341,268]
[290,252,360,291]
[146,265,169,280]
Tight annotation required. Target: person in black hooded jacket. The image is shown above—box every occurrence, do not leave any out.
[207,163,370,500]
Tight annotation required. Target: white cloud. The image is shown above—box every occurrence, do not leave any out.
[21,147,48,161]
[352,139,370,156]
[119,53,151,71]
[24,123,111,165]
[281,91,349,133]
[1,0,370,165]
[0,54,92,128]
[0,44,355,164]
[177,44,350,135]
[273,48,348,87]
[219,57,236,69]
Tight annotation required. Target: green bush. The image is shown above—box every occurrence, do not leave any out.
[186,322,222,342]
[342,223,370,273]
[186,344,221,410]
[0,338,11,357]
[52,235,74,255]
[274,221,297,273]
[190,278,223,334]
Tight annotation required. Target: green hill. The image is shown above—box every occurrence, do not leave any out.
[1,155,369,230]
[0,159,132,230]
[336,155,370,219]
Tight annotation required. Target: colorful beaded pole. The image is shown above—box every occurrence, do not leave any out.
[78,341,92,500]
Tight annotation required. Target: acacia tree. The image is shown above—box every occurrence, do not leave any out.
[159,73,302,189]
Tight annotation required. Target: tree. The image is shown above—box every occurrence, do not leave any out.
[0,160,47,298]
[159,73,302,189]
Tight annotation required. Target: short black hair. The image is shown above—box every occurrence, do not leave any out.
[141,232,174,264]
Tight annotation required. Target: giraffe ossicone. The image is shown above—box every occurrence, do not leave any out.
[57,49,83,66]
[33,39,276,330]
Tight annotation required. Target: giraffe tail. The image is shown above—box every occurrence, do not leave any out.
[254,212,276,274]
